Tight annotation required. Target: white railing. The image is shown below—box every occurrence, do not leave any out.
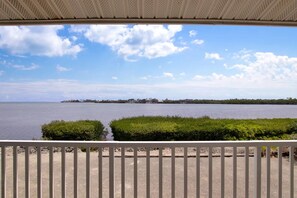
[0,140,296,198]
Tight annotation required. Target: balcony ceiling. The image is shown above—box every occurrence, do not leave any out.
[0,0,297,26]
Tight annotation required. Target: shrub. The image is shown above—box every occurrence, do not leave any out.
[287,121,297,134]
[110,116,297,141]
[42,120,106,141]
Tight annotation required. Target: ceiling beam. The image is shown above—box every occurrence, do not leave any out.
[1,18,297,27]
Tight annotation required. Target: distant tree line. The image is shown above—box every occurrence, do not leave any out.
[61,98,297,105]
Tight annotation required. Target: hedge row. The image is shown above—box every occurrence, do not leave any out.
[42,120,106,141]
[110,116,297,141]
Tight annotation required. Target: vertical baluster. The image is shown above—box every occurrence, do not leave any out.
[121,147,125,198]
[49,146,54,198]
[13,146,18,198]
[146,147,150,198]
[172,147,175,198]
[196,146,200,198]
[61,147,66,198]
[278,146,282,198]
[245,146,249,198]
[233,146,237,198]
[221,146,224,198]
[159,148,163,198]
[254,146,261,198]
[289,146,294,198]
[266,146,270,198]
[74,147,78,198]
[37,146,42,198]
[209,146,213,198]
[98,147,103,198]
[109,146,115,198]
[184,147,188,198]
[134,147,138,198]
[25,146,30,198]
[86,147,90,198]
[1,146,6,198]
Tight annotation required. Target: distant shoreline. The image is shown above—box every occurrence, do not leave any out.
[61,98,297,105]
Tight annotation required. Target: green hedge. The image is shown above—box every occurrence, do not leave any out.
[110,116,297,141]
[42,120,106,140]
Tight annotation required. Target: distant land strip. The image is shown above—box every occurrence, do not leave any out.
[61,98,297,105]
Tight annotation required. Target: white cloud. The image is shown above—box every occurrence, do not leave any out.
[11,63,39,71]
[0,26,82,57]
[71,25,186,60]
[194,52,297,89]
[189,30,204,45]
[0,71,3,76]
[56,65,71,72]
[140,75,155,80]
[205,53,223,60]
[193,75,205,80]
[163,72,174,78]
[141,73,181,80]
[0,59,39,71]
[189,30,197,37]
[112,76,118,80]
[140,76,148,80]
[233,52,297,81]
[192,39,204,45]
[71,36,78,42]
[233,49,253,62]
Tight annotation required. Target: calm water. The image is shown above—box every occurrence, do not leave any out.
[1,103,297,140]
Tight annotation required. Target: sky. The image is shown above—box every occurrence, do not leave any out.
[0,24,297,102]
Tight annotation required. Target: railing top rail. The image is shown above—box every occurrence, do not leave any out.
[0,140,296,147]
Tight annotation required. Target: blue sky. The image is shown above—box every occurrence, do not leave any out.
[0,24,297,101]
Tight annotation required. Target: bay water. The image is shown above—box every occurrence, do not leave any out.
[1,103,297,140]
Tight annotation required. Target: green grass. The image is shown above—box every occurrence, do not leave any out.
[42,120,106,141]
[110,116,297,141]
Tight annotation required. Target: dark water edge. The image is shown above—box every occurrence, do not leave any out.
[1,102,297,140]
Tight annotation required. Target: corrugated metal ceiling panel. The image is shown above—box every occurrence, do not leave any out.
[0,0,297,26]
[182,0,199,19]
